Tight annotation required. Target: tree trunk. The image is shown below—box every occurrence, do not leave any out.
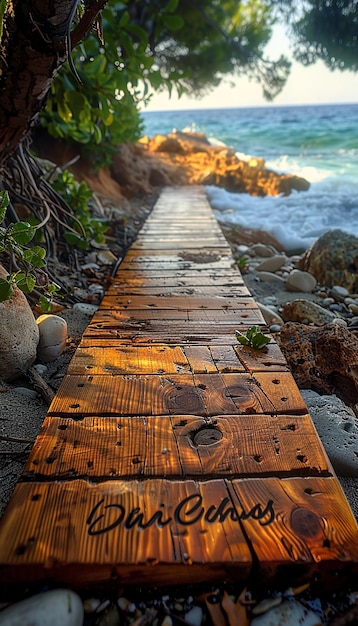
[0,0,105,165]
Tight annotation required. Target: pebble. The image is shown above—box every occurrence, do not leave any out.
[251,599,322,625]
[252,597,282,615]
[331,285,350,301]
[73,302,99,316]
[12,386,38,399]
[0,588,83,625]
[348,302,358,315]
[269,324,282,333]
[257,302,284,326]
[83,597,101,613]
[280,299,337,325]
[32,363,48,375]
[184,606,203,626]
[332,317,348,327]
[285,269,317,293]
[250,243,276,257]
[255,271,286,284]
[36,314,68,362]
[256,255,286,272]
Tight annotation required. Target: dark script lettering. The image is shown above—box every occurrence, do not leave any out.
[86,494,275,536]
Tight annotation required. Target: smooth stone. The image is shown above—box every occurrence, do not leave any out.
[280,299,336,326]
[255,271,286,284]
[250,243,276,257]
[286,269,317,293]
[257,302,284,326]
[332,317,347,327]
[0,589,83,625]
[96,249,117,265]
[269,324,282,333]
[36,314,68,362]
[322,297,335,307]
[256,255,286,272]
[73,302,98,316]
[252,597,282,615]
[302,390,358,476]
[348,303,358,315]
[13,386,38,399]
[184,606,203,626]
[32,363,48,375]
[0,265,39,381]
[331,285,350,301]
[251,599,322,625]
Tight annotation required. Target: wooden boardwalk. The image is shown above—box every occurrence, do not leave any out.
[0,186,357,593]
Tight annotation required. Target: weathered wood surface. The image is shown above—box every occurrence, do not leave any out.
[0,186,357,592]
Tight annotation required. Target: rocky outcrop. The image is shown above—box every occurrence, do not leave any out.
[298,229,358,293]
[123,131,310,198]
[278,322,358,408]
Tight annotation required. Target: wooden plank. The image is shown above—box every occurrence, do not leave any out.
[23,414,331,480]
[0,480,252,587]
[227,477,358,587]
[67,345,191,376]
[0,477,356,589]
[100,295,256,310]
[47,372,307,417]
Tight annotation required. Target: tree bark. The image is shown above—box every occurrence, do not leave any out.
[0,0,106,165]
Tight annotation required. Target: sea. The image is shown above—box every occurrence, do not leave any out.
[140,103,358,253]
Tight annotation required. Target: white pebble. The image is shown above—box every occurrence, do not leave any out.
[36,314,68,362]
[251,599,322,625]
[184,606,203,626]
[0,589,83,626]
[83,597,101,613]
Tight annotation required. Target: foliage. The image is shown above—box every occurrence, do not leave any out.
[51,170,108,249]
[236,325,271,350]
[39,0,290,165]
[270,0,358,71]
[0,191,61,310]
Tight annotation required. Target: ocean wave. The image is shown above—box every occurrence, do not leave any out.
[206,183,358,253]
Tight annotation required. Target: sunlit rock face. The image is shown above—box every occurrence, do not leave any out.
[109,131,310,199]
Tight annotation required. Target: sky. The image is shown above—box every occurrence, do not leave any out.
[145,24,358,111]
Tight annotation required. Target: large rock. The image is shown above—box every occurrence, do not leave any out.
[0,264,39,381]
[302,390,358,477]
[298,229,358,293]
[278,322,358,407]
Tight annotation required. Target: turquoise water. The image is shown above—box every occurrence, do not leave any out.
[141,103,358,251]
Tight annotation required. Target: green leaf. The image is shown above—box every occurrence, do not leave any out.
[10,222,36,245]
[236,326,270,350]
[15,272,36,294]
[164,0,180,13]
[64,231,89,249]
[23,246,46,268]
[0,278,13,302]
[38,295,52,313]
[162,14,184,30]
[0,190,9,222]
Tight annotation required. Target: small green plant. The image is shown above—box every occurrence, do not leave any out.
[51,169,107,249]
[0,190,60,310]
[236,256,249,272]
[236,325,271,350]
